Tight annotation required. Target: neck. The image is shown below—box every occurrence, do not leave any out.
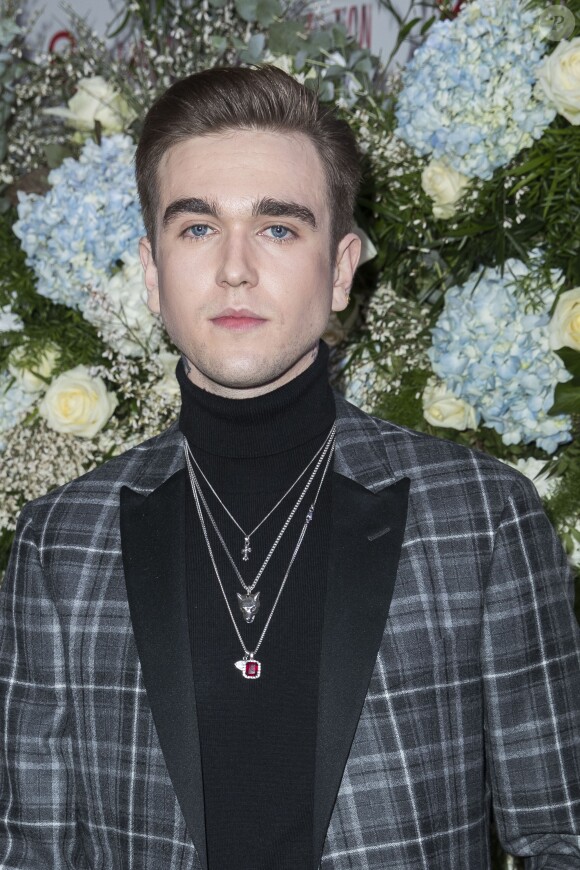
[177,340,335,459]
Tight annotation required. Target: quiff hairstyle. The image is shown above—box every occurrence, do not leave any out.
[135,64,362,266]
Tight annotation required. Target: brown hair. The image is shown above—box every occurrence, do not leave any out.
[135,64,362,265]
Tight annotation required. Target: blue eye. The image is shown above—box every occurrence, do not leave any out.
[188,224,210,237]
[267,225,293,240]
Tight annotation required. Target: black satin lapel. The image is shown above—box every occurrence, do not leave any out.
[313,471,410,866]
[120,469,207,870]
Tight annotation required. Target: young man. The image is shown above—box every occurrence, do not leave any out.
[1,65,579,869]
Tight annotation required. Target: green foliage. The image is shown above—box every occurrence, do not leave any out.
[0,209,104,373]
[235,0,282,25]
[548,437,580,521]
[510,122,580,285]
[551,352,580,415]
[371,368,429,428]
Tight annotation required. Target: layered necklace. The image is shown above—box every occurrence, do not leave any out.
[183,425,335,679]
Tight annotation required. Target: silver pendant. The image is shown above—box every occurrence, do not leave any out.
[242,536,251,561]
[235,658,261,679]
[237,590,260,623]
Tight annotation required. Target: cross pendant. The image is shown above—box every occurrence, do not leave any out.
[242,537,251,561]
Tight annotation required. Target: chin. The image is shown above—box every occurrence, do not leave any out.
[200,354,301,392]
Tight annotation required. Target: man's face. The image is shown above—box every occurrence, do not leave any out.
[140,128,361,397]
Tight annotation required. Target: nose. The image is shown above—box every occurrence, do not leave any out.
[215,229,259,289]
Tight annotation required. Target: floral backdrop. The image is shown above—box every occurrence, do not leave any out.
[1,0,579,863]
[1,0,579,584]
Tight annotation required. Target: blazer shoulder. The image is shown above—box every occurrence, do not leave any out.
[334,391,529,494]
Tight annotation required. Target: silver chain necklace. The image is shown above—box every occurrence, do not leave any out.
[185,436,335,679]
[183,425,335,624]
[185,428,334,562]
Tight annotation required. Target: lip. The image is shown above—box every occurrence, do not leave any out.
[211,308,267,331]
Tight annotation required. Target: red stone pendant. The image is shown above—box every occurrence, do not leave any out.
[235,658,262,679]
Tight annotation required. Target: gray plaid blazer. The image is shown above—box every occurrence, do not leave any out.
[1,394,579,869]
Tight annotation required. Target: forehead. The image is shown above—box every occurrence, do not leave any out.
[156,129,329,221]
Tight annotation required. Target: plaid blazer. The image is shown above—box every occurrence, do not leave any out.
[1,394,579,869]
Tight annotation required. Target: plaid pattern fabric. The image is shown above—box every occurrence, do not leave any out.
[1,394,579,868]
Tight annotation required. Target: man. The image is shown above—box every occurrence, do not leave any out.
[0,64,579,869]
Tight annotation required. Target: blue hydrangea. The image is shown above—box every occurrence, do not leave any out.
[428,256,573,453]
[395,0,556,179]
[0,372,37,451]
[13,135,144,311]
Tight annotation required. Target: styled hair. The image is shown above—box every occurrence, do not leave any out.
[135,64,362,265]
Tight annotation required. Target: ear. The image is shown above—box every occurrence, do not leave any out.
[237,592,243,601]
[331,232,362,313]
[139,237,160,315]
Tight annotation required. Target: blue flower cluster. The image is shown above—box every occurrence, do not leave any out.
[395,0,556,179]
[0,373,36,451]
[428,257,573,453]
[13,135,144,311]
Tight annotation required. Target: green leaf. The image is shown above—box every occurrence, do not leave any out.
[294,49,308,71]
[549,383,580,415]
[234,0,257,22]
[556,347,580,379]
[245,32,265,59]
[317,79,334,102]
[420,15,436,36]
[106,8,131,38]
[308,29,333,51]
[507,154,551,177]
[256,0,282,26]
[210,34,228,51]
[44,143,73,169]
[267,21,305,55]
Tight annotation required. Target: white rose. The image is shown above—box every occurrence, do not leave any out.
[421,160,471,219]
[422,378,478,430]
[537,37,580,125]
[8,343,59,393]
[549,287,580,351]
[44,76,137,133]
[39,365,117,438]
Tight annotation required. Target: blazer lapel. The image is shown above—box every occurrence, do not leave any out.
[120,468,208,870]
[313,401,410,866]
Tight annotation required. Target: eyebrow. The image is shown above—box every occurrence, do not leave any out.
[162,196,318,231]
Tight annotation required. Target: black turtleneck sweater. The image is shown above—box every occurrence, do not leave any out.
[177,343,335,870]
